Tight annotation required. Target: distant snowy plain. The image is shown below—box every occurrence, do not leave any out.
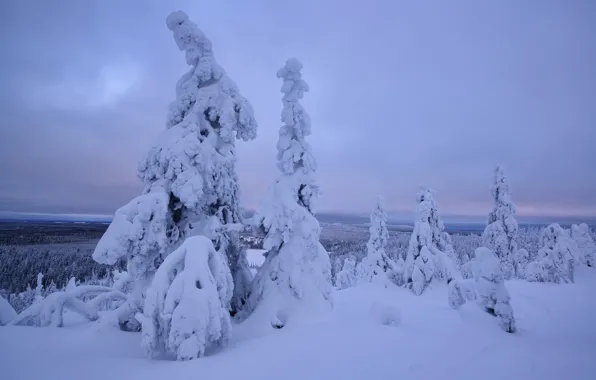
[1,267,595,380]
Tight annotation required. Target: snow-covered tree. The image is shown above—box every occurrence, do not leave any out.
[139,236,232,361]
[526,224,575,283]
[357,197,398,285]
[473,247,516,333]
[92,11,257,329]
[403,188,456,295]
[244,58,332,326]
[34,273,44,304]
[335,258,358,290]
[481,166,518,279]
[514,248,530,279]
[571,223,596,267]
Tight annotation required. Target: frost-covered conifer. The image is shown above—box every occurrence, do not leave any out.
[357,197,398,285]
[336,258,358,290]
[244,58,332,325]
[526,224,575,283]
[482,166,518,279]
[571,223,596,267]
[139,236,232,361]
[403,188,456,295]
[93,11,257,329]
[34,273,44,304]
[514,248,530,279]
[474,247,516,333]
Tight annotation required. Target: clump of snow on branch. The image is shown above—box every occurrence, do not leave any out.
[526,224,575,283]
[571,223,596,267]
[481,166,518,279]
[244,58,332,326]
[403,188,456,295]
[93,10,259,326]
[139,236,232,361]
[357,197,400,286]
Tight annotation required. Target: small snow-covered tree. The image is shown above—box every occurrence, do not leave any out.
[526,224,575,283]
[244,58,332,326]
[514,248,530,279]
[403,188,456,295]
[139,236,232,361]
[482,166,518,279]
[571,223,596,267]
[357,197,398,285]
[34,272,44,303]
[93,11,258,329]
[336,258,358,290]
[474,247,516,333]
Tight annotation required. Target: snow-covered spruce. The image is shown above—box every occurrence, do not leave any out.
[473,247,516,333]
[244,59,332,326]
[357,196,399,285]
[481,166,518,279]
[139,236,232,361]
[9,286,126,328]
[447,247,516,333]
[403,188,456,295]
[93,10,258,329]
[336,257,358,290]
[571,223,596,267]
[526,224,575,283]
[514,248,530,279]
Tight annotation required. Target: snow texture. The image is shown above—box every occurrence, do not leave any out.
[357,197,399,285]
[4,269,596,380]
[473,247,516,333]
[481,166,518,279]
[245,59,332,325]
[403,188,456,294]
[0,295,16,325]
[571,223,596,267]
[139,236,232,361]
[526,224,575,283]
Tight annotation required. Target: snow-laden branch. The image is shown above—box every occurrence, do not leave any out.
[9,286,126,327]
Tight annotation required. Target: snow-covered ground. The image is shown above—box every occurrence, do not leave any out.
[1,268,595,380]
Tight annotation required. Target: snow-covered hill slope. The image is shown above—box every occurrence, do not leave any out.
[1,268,595,380]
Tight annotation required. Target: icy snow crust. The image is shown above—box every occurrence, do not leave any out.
[2,269,596,380]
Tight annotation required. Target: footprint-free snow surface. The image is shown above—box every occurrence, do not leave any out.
[1,268,596,380]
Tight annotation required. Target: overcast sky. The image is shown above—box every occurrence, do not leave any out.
[0,0,595,219]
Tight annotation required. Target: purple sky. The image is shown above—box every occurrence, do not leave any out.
[0,0,595,219]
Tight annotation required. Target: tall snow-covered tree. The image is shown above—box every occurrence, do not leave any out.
[526,224,575,283]
[403,188,456,295]
[244,58,332,326]
[357,196,398,284]
[571,223,596,267]
[482,166,518,279]
[92,10,257,330]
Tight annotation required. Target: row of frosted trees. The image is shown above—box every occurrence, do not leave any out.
[334,165,595,333]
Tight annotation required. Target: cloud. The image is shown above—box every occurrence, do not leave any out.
[0,0,595,218]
